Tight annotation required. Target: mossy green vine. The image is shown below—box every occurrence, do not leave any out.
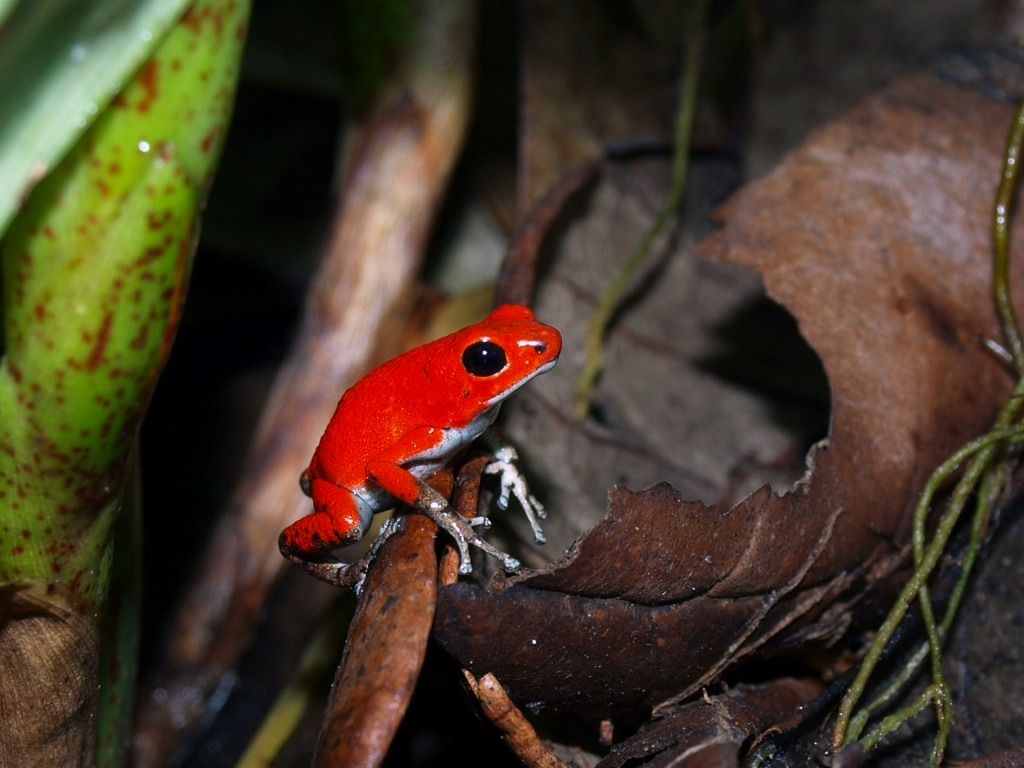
[832,98,1024,766]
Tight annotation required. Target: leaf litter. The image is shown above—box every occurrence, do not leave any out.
[433,49,1024,764]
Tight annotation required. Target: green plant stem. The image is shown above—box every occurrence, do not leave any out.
[860,682,942,753]
[835,95,1024,764]
[832,418,1024,751]
[573,0,709,419]
[96,460,143,768]
[846,464,1005,745]
[917,459,1010,763]
[993,100,1024,374]
[911,382,1024,764]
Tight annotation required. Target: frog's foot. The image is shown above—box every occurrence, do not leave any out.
[351,516,406,593]
[484,446,548,544]
[280,515,403,595]
[420,505,520,575]
[282,551,365,591]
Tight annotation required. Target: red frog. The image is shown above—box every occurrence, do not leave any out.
[279,304,562,589]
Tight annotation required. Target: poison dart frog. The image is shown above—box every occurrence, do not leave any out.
[279,304,562,590]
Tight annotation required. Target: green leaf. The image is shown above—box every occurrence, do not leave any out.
[0,0,18,28]
[0,0,192,239]
[0,0,250,611]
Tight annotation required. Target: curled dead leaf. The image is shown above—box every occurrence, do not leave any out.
[595,678,823,768]
[434,49,1024,720]
[0,585,99,768]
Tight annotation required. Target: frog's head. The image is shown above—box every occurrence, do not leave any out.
[451,304,562,408]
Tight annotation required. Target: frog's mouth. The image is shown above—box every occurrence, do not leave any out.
[485,357,559,406]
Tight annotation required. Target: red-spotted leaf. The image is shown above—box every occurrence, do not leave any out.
[0,2,249,764]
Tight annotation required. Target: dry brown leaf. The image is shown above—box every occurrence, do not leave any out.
[495,154,775,564]
[0,585,98,768]
[433,49,1024,721]
[596,679,822,768]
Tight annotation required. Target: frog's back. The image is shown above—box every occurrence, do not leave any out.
[307,344,445,486]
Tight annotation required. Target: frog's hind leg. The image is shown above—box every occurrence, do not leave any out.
[279,480,371,589]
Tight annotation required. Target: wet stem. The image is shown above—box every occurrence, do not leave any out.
[832,98,1024,765]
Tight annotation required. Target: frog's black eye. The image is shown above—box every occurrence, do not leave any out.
[462,340,507,377]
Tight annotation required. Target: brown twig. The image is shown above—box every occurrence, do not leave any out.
[442,457,565,767]
[463,671,568,768]
[439,455,494,586]
[312,473,452,768]
[496,159,601,307]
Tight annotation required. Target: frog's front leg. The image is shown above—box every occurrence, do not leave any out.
[365,435,521,575]
[421,496,520,576]
[484,445,548,544]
